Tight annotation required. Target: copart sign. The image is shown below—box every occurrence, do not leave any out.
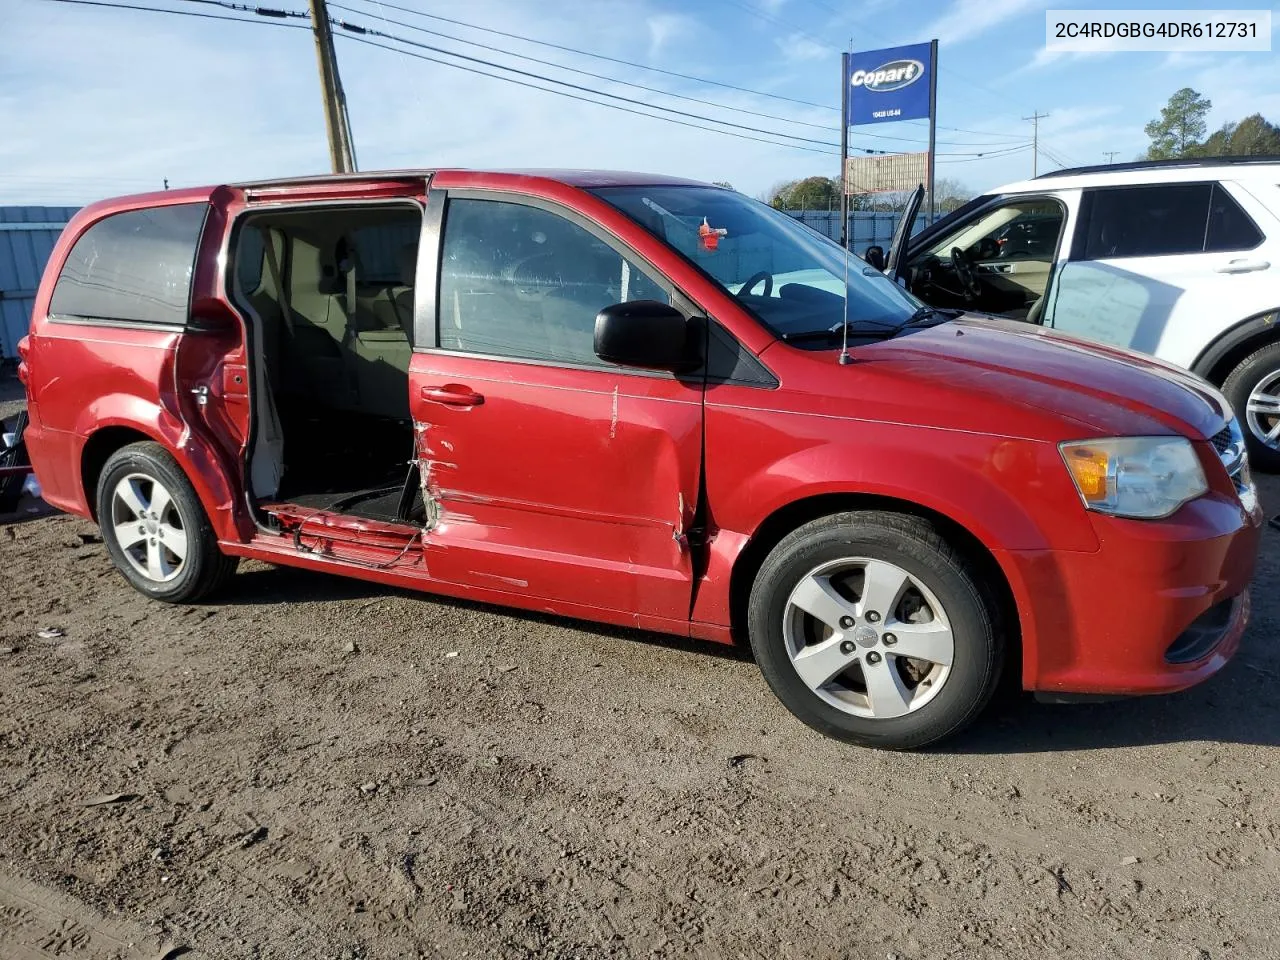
[846,41,933,125]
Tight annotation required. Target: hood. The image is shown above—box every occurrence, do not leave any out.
[766,316,1230,441]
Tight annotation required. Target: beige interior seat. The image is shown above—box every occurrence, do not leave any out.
[353,240,416,419]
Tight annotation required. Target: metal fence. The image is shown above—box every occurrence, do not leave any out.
[0,207,79,359]
[783,210,929,251]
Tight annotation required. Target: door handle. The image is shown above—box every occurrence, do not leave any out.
[420,383,484,407]
[1216,259,1271,274]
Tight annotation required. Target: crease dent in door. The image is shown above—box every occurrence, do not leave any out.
[413,419,447,530]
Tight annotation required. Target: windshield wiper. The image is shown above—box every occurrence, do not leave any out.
[781,319,899,343]
[780,325,846,343]
[887,305,960,334]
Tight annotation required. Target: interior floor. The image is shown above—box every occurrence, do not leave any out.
[274,406,420,523]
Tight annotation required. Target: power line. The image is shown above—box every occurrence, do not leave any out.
[328,1,840,133]
[330,0,835,110]
[937,144,1032,164]
[42,0,309,24]
[332,19,845,150]
[171,0,306,14]
[38,0,1033,164]
[334,32,840,155]
[334,0,1024,149]
[335,0,1041,146]
[337,17,1027,159]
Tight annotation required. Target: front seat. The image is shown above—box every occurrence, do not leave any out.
[354,241,417,419]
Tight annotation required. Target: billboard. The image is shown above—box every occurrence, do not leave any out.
[845,152,930,194]
[845,42,933,126]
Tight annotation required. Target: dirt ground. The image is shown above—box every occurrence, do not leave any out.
[3,370,1280,960]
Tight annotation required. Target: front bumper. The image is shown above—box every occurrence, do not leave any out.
[1002,489,1261,697]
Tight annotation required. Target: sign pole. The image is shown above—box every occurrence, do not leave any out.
[839,51,850,249]
[927,39,938,223]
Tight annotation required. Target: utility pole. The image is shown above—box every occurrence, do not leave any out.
[1103,151,1119,164]
[1022,110,1049,177]
[308,0,357,173]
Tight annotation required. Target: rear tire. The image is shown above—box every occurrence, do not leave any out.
[1222,341,1280,472]
[96,442,237,603]
[747,511,1003,750]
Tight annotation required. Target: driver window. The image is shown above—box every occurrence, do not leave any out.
[438,197,671,365]
[926,200,1064,263]
[913,197,1065,318]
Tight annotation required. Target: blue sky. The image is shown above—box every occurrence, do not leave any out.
[2,0,1278,205]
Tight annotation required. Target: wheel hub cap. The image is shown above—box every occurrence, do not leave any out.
[851,624,879,648]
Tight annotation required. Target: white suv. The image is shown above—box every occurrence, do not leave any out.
[873,158,1280,468]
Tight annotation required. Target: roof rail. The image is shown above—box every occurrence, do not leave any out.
[1036,155,1280,179]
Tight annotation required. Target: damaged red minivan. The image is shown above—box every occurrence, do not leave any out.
[17,170,1262,748]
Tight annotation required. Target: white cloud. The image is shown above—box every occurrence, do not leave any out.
[0,0,845,205]
[1188,56,1280,129]
[923,0,1048,48]
[1019,46,1116,72]
[776,32,828,62]
[645,13,697,60]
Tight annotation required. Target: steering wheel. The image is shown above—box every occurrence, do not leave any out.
[950,247,982,300]
[740,271,774,297]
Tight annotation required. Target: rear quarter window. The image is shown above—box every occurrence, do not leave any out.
[49,203,207,326]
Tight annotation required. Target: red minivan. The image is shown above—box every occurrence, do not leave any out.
[16,170,1262,748]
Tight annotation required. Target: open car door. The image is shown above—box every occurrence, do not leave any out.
[883,184,925,284]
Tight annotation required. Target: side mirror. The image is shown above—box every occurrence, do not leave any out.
[863,245,886,271]
[594,300,701,371]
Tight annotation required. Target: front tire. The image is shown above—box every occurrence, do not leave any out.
[1222,341,1280,472]
[747,512,1003,750]
[96,441,237,603]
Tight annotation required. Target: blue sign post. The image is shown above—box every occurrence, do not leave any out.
[839,40,938,247]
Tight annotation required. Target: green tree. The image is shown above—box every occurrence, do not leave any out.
[1144,87,1212,159]
[768,175,841,209]
[1201,113,1280,156]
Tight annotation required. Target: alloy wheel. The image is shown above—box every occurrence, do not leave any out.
[783,557,954,720]
[1245,370,1280,450]
[109,472,189,583]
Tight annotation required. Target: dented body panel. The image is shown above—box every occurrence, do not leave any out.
[409,352,702,621]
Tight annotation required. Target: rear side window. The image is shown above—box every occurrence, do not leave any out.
[1079,184,1210,259]
[1078,182,1262,260]
[49,203,207,325]
[1205,183,1264,252]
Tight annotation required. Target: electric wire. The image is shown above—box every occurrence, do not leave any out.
[36,0,1041,166]
[42,0,309,25]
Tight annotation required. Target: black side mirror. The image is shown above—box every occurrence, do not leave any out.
[863,245,886,271]
[594,300,701,371]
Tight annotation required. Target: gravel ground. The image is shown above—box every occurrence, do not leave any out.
[2,371,1280,960]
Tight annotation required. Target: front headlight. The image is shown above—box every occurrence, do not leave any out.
[1060,436,1208,519]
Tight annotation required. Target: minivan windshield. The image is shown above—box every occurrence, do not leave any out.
[592,185,923,340]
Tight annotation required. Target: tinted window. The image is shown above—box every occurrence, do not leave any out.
[1205,183,1263,252]
[50,204,206,325]
[352,221,421,284]
[438,198,670,365]
[1081,184,1211,259]
[236,225,265,294]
